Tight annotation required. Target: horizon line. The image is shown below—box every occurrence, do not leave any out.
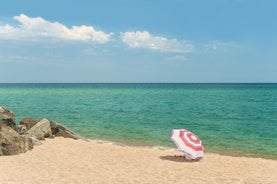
[0,82,277,84]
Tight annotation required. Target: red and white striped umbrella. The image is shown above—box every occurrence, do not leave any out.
[171,129,204,160]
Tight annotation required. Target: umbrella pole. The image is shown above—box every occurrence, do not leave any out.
[174,155,192,160]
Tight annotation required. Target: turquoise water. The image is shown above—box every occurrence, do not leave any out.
[0,83,276,158]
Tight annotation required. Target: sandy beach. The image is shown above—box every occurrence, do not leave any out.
[0,137,276,184]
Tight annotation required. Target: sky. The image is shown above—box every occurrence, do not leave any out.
[0,0,276,83]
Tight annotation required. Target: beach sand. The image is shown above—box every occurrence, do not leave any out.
[0,137,276,184]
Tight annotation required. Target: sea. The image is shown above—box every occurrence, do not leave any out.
[0,83,276,159]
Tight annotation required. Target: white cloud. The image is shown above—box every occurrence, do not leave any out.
[120,31,194,53]
[0,14,113,43]
[204,41,238,51]
[166,55,187,61]
[0,55,41,64]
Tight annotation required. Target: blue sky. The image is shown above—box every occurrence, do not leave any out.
[0,0,276,82]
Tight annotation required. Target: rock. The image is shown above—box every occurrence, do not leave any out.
[0,106,88,156]
[0,124,33,156]
[30,137,42,146]
[22,135,34,151]
[16,125,28,135]
[20,118,39,130]
[50,120,86,140]
[0,106,16,129]
[37,134,45,141]
[29,119,52,139]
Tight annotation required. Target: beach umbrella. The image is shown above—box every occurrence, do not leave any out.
[171,129,204,160]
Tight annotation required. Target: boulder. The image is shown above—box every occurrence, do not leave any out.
[0,106,88,156]
[20,118,39,130]
[30,137,42,146]
[37,134,45,141]
[0,124,33,156]
[16,125,28,135]
[50,120,86,140]
[0,106,16,129]
[29,119,52,139]
[22,135,34,151]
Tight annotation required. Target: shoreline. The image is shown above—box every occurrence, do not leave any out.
[87,137,277,160]
[0,137,276,183]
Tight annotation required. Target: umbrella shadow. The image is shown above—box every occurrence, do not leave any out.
[160,155,201,163]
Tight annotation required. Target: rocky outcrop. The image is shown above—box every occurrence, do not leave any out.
[20,118,39,130]
[30,137,42,146]
[0,106,16,130]
[0,106,86,156]
[16,125,28,135]
[50,120,85,140]
[29,119,52,139]
[0,124,33,156]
